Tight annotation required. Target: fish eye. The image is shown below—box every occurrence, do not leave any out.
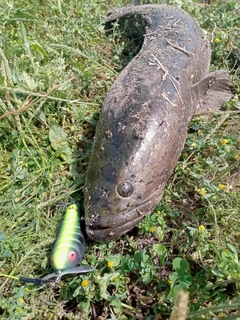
[116,182,133,198]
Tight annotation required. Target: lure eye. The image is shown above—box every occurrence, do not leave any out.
[69,251,78,263]
[116,182,133,198]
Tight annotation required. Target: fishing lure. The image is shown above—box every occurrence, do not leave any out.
[50,203,86,271]
[1,204,94,286]
[40,203,95,283]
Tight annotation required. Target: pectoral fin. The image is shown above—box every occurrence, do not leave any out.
[193,70,233,114]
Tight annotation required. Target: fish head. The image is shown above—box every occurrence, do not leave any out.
[84,111,171,241]
[84,164,164,241]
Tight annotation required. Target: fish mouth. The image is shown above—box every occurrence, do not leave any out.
[86,213,146,241]
[86,187,162,241]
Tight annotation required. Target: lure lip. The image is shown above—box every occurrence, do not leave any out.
[41,266,95,283]
[18,266,95,285]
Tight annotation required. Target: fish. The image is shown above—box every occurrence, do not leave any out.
[84,4,233,241]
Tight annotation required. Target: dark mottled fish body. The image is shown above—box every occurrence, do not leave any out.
[84,5,233,241]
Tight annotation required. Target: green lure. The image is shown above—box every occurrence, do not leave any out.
[1,204,94,286]
[50,203,86,271]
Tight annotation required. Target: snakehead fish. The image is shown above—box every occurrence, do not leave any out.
[84,4,233,241]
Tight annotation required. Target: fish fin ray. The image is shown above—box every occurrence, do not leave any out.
[193,70,233,114]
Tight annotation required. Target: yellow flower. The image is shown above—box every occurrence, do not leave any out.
[191,143,196,147]
[218,184,227,191]
[81,280,89,287]
[235,154,240,160]
[220,139,228,145]
[107,261,114,268]
[198,225,205,231]
[215,37,220,43]
[18,298,25,304]
[150,226,156,233]
[218,312,227,318]
[113,276,119,282]
[200,188,207,195]
[157,210,161,215]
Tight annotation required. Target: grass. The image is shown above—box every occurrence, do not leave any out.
[0,0,239,319]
